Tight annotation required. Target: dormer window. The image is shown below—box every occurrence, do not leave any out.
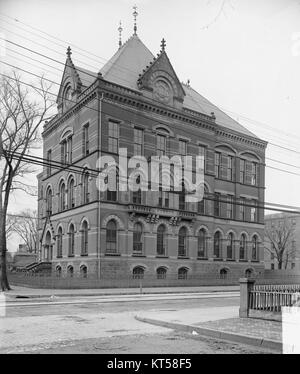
[63,85,72,110]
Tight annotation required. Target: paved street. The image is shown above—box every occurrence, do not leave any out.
[0,291,275,354]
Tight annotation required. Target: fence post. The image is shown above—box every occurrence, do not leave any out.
[239,277,255,318]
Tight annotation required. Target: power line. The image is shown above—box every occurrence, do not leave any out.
[4,148,300,215]
[2,37,300,155]
[2,69,300,179]
[1,13,300,149]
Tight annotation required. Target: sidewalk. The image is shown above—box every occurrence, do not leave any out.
[135,307,283,352]
[2,284,239,299]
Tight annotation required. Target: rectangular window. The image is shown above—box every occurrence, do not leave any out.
[157,134,166,156]
[239,197,245,221]
[240,159,245,183]
[134,128,143,155]
[179,139,187,156]
[158,189,169,208]
[214,193,221,217]
[215,152,221,178]
[227,156,234,181]
[46,149,52,176]
[251,162,258,186]
[226,196,234,219]
[68,137,72,163]
[108,121,119,154]
[250,200,258,222]
[83,123,89,156]
[271,263,275,270]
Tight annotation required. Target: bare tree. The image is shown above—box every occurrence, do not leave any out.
[0,71,54,291]
[10,210,38,254]
[265,217,295,270]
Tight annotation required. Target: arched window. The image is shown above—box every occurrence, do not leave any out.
[178,267,188,280]
[157,267,167,279]
[133,266,144,279]
[157,224,166,256]
[178,227,187,257]
[240,234,247,260]
[227,233,234,259]
[46,187,52,215]
[81,221,88,256]
[133,223,143,254]
[68,224,75,257]
[245,268,253,278]
[56,265,62,277]
[68,178,75,209]
[82,171,89,204]
[252,235,258,261]
[220,268,228,279]
[214,231,221,258]
[198,186,208,215]
[57,227,63,258]
[45,231,52,261]
[59,182,66,212]
[80,265,87,278]
[67,265,74,278]
[106,220,117,253]
[197,229,207,258]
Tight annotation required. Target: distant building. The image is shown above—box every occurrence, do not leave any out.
[264,213,300,270]
[37,17,267,282]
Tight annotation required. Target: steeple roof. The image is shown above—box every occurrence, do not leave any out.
[100,34,154,90]
[66,35,260,139]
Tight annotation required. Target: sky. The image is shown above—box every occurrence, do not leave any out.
[1,0,300,251]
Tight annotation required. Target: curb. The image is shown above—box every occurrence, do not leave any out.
[5,287,239,299]
[135,316,282,352]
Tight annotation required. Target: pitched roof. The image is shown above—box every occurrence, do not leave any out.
[100,34,154,90]
[72,34,259,139]
[182,84,258,138]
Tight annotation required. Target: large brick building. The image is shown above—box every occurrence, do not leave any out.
[37,24,267,283]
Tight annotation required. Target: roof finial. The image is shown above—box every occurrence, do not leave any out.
[66,46,72,58]
[133,4,138,35]
[160,38,166,52]
[118,21,123,48]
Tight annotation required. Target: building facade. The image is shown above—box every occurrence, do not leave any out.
[37,28,267,283]
[264,213,300,270]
